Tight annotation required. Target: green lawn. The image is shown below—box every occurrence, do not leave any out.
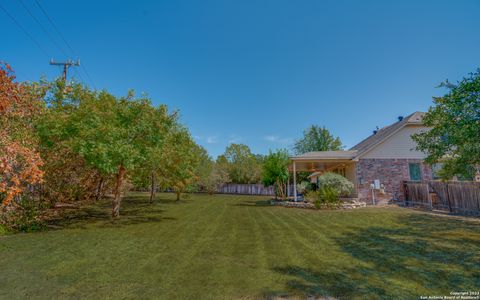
[1,193,479,299]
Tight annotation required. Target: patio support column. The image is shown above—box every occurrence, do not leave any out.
[287,174,290,197]
[293,161,297,202]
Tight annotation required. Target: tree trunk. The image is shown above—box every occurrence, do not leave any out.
[149,172,156,204]
[176,191,181,201]
[112,165,126,218]
[95,176,104,202]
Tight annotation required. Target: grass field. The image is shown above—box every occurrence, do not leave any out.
[1,193,479,299]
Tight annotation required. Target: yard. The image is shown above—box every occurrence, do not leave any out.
[1,193,479,299]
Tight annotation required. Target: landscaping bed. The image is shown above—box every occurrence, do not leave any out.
[270,198,367,210]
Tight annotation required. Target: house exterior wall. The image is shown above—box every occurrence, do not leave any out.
[355,158,433,203]
[361,125,429,159]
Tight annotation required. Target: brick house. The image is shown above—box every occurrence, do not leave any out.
[289,112,433,204]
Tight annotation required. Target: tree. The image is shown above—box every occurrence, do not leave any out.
[158,127,202,201]
[131,108,177,204]
[412,69,480,179]
[38,85,172,217]
[36,80,104,205]
[262,149,290,199]
[196,156,230,194]
[0,63,43,207]
[216,144,263,184]
[293,125,343,155]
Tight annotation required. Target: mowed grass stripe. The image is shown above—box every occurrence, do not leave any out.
[1,193,479,299]
[159,195,229,298]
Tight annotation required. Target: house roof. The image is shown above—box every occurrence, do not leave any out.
[291,150,358,161]
[349,111,425,158]
[289,111,426,166]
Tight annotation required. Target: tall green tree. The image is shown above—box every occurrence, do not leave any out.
[293,125,343,155]
[412,69,480,179]
[38,85,172,217]
[196,157,230,194]
[216,143,263,184]
[262,149,290,199]
[158,126,203,201]
[132,108,177,204]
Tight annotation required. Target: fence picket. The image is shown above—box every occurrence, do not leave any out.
[216,183,296,197]
[403,180,480,216]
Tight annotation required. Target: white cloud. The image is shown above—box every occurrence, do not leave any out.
[206,136,218,144]
[264,135,292,144]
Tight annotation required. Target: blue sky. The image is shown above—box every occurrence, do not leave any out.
[2,0,480,158]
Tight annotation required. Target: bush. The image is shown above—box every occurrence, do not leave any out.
[0,197,46,233]
[0,224,7,235]
[319,186,340,203]
[304,190,319,203]
[305,186,341,209]
[317,172,354,197]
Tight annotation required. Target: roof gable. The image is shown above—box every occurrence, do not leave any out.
[350,112,425,158]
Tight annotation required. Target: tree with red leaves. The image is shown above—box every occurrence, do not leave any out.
[0,63,43,207]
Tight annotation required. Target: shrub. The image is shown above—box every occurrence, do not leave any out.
[306,186,340,209]
[319,186,340,203]
[304,190,319,203]
[0,197,46,233]
[317,172,354,197]
[0,224,7,235]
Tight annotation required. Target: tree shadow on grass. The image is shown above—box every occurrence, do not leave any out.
[48,195,177,230]
[271,212,480,299]
[335,214,480,290]
[268,265,387,299]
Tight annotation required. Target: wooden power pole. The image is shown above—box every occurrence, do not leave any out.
[49,59,80,82]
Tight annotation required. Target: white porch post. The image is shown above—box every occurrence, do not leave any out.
[293,161,297,202]
[287,174,290,197]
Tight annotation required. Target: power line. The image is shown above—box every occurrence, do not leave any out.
[16,0,85,83]
[78,63,96,89]
[34,0,96,88]
[16,0,69,57]
[0,2,50,58]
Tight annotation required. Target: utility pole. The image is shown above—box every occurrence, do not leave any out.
[49,59,80,82]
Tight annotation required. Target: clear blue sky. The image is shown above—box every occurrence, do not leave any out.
[2,0,479,158]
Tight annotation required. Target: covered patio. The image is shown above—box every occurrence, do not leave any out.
[288,150,358,201]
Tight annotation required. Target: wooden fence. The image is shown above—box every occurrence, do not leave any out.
[216,183,296,197]
[403,180,480,216]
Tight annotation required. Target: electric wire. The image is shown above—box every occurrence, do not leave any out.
[0,2,50,58]
[34,0,96,88]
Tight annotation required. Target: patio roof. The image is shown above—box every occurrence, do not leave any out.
[288,150,356,172]
[290,150,358,161]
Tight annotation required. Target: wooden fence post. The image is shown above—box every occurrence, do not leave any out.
[445,182,452,212]
[427,184,433,210]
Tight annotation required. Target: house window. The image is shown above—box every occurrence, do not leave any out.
[431,163,444,180]
[409,163,422,181]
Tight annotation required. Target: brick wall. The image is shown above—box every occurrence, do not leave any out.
[355,159,432,203]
